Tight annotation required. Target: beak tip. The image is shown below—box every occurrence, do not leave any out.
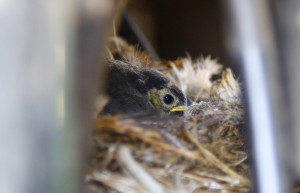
[170,106,188,112]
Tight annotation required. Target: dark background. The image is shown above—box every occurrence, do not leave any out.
[125,0,226,64]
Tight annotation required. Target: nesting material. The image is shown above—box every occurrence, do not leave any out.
[86,37,252,193]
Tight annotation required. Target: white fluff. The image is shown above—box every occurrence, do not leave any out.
[169,57,241,103]
[169,57,221,100]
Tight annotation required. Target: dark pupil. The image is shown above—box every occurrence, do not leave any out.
[163,94,174,104]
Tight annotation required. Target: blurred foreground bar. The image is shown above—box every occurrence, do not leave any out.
[0,0,120,192]
[226,0,289,193]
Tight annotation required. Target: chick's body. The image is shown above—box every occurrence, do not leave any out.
[102,60,187,115]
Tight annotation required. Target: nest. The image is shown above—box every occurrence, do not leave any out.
[85,37,252,193]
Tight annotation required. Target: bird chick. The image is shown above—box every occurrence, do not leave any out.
[101,60,188,115]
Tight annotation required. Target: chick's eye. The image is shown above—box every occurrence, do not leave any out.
[163,94,174,105]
